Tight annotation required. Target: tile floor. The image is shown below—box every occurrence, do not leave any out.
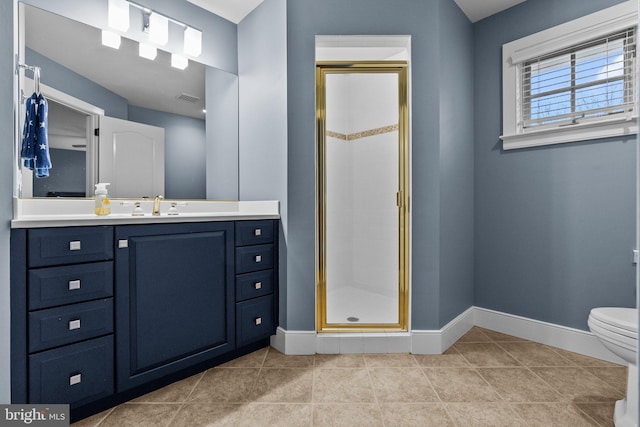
[72,327,627,427]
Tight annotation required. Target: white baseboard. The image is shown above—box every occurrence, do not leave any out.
[270,327,316,355]
[473,306,626,364]
[411,306,475,354]
[270,306,627,364]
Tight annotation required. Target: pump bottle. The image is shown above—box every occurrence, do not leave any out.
[94,183,111,215]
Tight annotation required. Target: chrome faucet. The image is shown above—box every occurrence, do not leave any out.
[152,195,164,216]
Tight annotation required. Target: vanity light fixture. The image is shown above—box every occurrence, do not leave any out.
[101,30,121,49]
[108,0,129,32]
[183,27,202,57]
[113,1,203,65]
[171,54,189,70]
[139,43,157,60]
[148,12,169,46]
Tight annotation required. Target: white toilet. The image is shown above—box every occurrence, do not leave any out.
[588,307,638,427]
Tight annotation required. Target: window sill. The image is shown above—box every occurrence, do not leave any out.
[500,117,638,150]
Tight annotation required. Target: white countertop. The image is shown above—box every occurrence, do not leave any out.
[11,198,279,228]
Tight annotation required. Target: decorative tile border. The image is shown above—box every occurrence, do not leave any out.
[326,130,347,140]
[326,123,399,141]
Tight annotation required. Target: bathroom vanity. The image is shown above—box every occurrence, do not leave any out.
[10,199,279,422]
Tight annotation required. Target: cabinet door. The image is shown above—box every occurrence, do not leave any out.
[115,222,234,391]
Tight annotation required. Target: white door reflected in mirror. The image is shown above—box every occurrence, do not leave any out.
[99,116,165,199]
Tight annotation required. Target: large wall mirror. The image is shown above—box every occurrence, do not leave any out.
[17,2,238,200]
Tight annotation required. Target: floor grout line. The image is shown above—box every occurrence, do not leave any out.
[182,370,206,403]
[90,406,115,427]
[416,354,460,427]
[164,403,185,427]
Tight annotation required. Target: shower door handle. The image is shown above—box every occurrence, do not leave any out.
[396,191,403,208]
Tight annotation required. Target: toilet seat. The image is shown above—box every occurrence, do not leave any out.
[588,319,637,352]
[588,315,637,342]
[589,307,637,337]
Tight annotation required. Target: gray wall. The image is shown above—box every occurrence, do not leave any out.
[238,0,288,325]
[0,0,15,405]
[26,48,128,119]
[33,148,86,197]
[205,67,238,200]
[473,0,636,330]
[128,105,206,199]
[286,0,474,330]
[438,0,475,326]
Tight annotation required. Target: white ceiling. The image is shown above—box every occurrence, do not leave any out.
[453,0,527,23]
[187,0,526,24]
[186,0,264,24]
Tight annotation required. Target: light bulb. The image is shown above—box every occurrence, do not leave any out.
[149,13,169,46]
[108,0,129,32]
[139,43,157,60]
[101,30,121,49]
[184,27,202,57]
[171,54,188,70]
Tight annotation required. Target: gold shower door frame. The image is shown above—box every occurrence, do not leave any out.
[316,61,409,332]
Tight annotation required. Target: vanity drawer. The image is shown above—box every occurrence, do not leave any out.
[29,335,114,407]
[235,244,274,274]
[28,226,114,268]
[236,295,274,347]
[28,261,113,310]
[235,220,274,246]
[29,298,113,353]
[236,270,274,302]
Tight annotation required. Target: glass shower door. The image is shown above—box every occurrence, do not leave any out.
[317,62,408,332]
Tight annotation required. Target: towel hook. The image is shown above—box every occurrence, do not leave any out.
[16,55,42,102]
[33,67,40,95]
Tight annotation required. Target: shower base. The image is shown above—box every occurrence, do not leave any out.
[326,285,398,324]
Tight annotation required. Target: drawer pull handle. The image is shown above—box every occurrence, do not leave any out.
[255,255,262,263]
[118,239,129,249]
[69,373,82,386]
[68,280,81,290]
[254,228,262,236]
[69,241,81,251]
[255,282,262,290]
[68,319,81,330]
[255,317,262,325]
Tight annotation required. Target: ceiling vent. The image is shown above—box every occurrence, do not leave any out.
[176,93,200,103]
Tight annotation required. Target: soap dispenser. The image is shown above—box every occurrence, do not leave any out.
[94,183,111,216]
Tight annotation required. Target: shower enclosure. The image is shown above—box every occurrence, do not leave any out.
[316,62,409,332]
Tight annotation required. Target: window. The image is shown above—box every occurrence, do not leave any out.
[501,2,638,150]
[524,29,635,128]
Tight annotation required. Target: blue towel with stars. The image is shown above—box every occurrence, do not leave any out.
[21,93,51,178]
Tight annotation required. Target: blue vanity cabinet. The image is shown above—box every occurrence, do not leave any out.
[10,226,115,407]
[114,222,235,391]
[11,218,278,420]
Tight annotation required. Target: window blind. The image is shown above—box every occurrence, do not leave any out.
[521,28,636,129]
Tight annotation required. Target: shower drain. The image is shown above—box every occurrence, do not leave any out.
[346,316,360,322]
